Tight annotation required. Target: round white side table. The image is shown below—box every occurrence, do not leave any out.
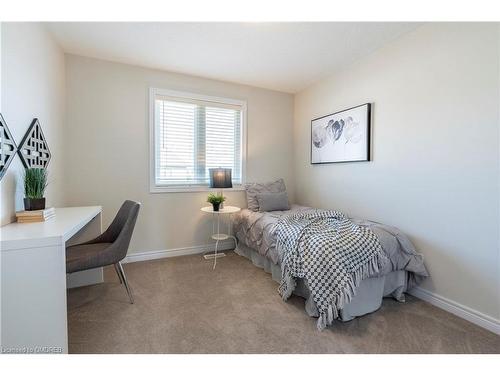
[200,205,240,269]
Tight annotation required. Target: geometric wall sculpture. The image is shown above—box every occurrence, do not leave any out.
[18,118,51,169]
[0,113,18,180]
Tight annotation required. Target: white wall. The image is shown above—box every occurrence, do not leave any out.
[0,23,66,225]
[293,23,500,321]
[65,55,294,255]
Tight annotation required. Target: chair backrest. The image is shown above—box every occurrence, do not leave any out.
[102,200,141,259]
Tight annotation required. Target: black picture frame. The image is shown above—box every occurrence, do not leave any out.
[310,103,372,164]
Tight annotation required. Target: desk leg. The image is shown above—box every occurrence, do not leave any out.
[1,243,69,353]
[66,212,104,288]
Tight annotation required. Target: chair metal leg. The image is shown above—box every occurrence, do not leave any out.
[117,262,134,304]
[114,263,123,284]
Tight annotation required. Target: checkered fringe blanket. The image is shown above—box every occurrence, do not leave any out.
[276,210,388,330]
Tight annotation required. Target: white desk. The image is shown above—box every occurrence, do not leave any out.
[0,206,103,354]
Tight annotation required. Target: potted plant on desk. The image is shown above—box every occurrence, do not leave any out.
[207,193,226,212]
[23,167,48,211]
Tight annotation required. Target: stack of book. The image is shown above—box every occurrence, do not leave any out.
[16,208,55,223]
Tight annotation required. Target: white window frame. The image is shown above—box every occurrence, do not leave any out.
[149,87,247,193]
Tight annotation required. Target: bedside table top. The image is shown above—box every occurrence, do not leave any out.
[201,205,241,214]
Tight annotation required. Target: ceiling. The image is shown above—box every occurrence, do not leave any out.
[45,22,420,93]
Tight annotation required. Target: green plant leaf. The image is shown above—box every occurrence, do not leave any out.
[206,193,226,204]
[24,168,48,199]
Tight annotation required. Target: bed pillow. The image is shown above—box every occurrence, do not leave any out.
[244,178,286,211]
[256,192,290,212]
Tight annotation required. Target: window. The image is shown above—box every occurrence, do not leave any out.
[150,88,246,192]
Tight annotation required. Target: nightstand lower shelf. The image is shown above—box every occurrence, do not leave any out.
[212,233,229,241]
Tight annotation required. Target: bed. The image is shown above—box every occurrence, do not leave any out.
[232,202,429,324]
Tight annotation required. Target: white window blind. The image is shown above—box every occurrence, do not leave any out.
[152,91,244,189]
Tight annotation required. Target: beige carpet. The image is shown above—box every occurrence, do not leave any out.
[67,251,500,354]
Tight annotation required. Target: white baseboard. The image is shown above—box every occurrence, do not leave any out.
[409,286,500,335]
[124,241,235,264]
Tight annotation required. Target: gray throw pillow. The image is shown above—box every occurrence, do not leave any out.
[244,178,286,212]
[256,192,290,212]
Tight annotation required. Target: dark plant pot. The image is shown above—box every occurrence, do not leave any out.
[212,202,220,212]
[24,198,46,211]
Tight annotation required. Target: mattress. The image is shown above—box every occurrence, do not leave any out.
[232,205,429,321]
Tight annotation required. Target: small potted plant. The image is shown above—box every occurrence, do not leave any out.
[23,168,48,211]
[207,193,226,212]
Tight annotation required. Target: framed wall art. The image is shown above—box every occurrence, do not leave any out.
[311,103,371,164]
[18,118,51,169]
[0,113,18,180]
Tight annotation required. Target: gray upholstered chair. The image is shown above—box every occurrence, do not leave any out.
[66,200,141,304]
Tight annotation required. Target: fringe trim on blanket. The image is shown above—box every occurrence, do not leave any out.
[278,264,296,300]
[279,250,389,331]
[316,252,388,330]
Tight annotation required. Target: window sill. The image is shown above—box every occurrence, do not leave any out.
[149,185,246,194]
